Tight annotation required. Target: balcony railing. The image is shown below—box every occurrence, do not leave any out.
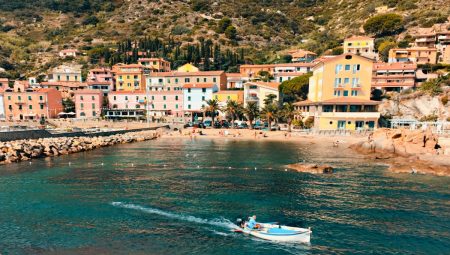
[320,112,380,118]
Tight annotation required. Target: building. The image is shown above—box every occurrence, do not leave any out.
[0,78,8,92]
[289,49,317,63]
[243,81,280,110]
[105,91,147,119]
[40,81,88,98]
[3,82,63,121]
[239,63,313,79]
[87,68,114,84]
[388,47,437,64]
[138,58,171,72]
[48,64,83,82]
[112,64,151,92]
[87,81,113,96]
[214,90,244,106]
[412,24,450,64]
[59,49,79,58]
[148,69,227,91]
[225,73,249,89]
[182,83,218,112]
[437,31,450,64]
[414,34,436,48]
[74,90,103,119]
[146,80,184,118]
[372,62,417,91]
[294,54,380,131]
[343,36,377,60]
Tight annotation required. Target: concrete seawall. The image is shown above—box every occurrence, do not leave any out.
[0,126,169,142]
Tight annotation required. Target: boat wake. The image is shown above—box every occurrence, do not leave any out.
[111,202,238,230]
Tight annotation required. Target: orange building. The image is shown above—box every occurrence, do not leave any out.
[388,47,437,64]
[372,62,417,91]
[138,58,171,72]
[3,82,63,120]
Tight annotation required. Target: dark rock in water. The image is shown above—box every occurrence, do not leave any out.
[286,163,334,174]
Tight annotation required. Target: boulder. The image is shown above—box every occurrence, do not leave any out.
[287,163,334,174]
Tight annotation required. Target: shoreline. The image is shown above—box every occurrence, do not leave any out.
[0,130,160,165]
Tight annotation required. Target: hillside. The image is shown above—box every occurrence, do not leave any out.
[0,0,449,78]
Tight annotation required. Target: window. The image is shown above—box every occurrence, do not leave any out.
[80,103,84,110]
[92,103,95,109]
[29,105,32,110]
[213,78,217,82]
[127,75,130,79]
[227,96,231,100]
[334,90,341,96]
[323,105,333,112]
[28,96,32,100]
[80,96,84,101]
[197,78,200,82]
[93,111,96,117]
[188,96,191,101]
[66,75,69,81]
[345,64,350,71]
[75,76,78,81]
[40,105,44,110]
[175,96,178,101]
[158,78,163,83]
[163,96,166,100]
[353,64,360,73]
[92,96,95,100]
[175,78,178,83]
[188,105,191,109]
[57,75,61,81]
[151,96,154,100]
[18,96,21,101]
[167,87,171,91]
[119,76,122,80]
[352,78,359,87]
[188,88,191,93]
[136,104,140,109]
[185,78,190,83]
[163,104,166,109]
[203,78,207,82]
[344,78,349,84]
[125,96,128,100]
[136,96,139,101]
[7,96,11,100]
[202,96,205,101]
[175,104,178,109]
[334,78,342,87]
[152,104,155,109]
[8,105,12,110]
[351,90,358,96]
[335,64,343,74]
[134,75,138,79]
[202,88,206,93]
[113,96,116,101]
[343,91,349,97]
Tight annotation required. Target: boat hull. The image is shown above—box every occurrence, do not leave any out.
[240,223,312,243]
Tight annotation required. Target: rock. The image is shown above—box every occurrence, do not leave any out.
[287,163,334,174]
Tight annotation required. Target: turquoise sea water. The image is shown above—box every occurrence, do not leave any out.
[0,138,449,255]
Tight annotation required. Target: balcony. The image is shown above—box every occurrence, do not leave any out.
[320,112,380,118]
[351,84,362,89]
[415,37,435,43]
[15,101,25,105]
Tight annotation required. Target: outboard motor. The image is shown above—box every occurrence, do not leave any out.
[235,218,245,228]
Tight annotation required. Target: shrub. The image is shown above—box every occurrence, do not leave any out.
[378,41,397,62]
[363,13,404,36]
[441,95,449,105]
[303,117,314,129]
[217,17,232,33]
[171,25,190,35]
[191,0,210,12]
[420,114,438,122]
[82,15,99,26]
[224,25,237,40]
[419,80,443,96]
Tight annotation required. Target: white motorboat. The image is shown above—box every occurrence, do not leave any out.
[235,222,312,243]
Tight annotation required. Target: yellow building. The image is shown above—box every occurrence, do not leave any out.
[294,54,380,131]
[177,63,199,72]
[244,82,280,110]
[138,58,171,72]
[112,64,151,92]
[214,90,244,104]
[343,36,377,60]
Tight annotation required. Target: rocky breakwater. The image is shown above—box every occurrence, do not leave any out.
[287,163,334,174]
[0,131,158,164]
[350,128,450,176]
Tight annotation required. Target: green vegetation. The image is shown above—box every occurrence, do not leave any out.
[378,40,397,62]
[363,14,404,36]
[279,73,312,103]
[244,101,259,129]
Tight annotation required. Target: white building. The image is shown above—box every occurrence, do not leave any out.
[182,83,218,112]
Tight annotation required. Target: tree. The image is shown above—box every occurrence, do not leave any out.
[82,15,99,26]
[223,100,240,128]
[378,41,397,62]
[331,46,343,55]
[279,72,312,103]
[363,13,404,36]
[261,103,278,131]
[225,25,237,40]
[205,99,220,125]
[281,103,296,132]
[62,98,75,113]
[244,101,259,129]
[257,70,273,82]
[217,17,232,33]
[263,94,277,105]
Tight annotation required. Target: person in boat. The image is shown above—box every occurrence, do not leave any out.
[246,215,260,229]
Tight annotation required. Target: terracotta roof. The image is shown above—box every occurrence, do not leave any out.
[149,71,224,77]
[240,63,314,68]
[246,81,280,90]
[275,72,307,76]
[41,81,88,88]
[138,58,168,62]
[87,81,112,85]
[391,47,437,52]
[34,88,58,93]
[344,36,374,41]
[0,78,9,82]
[73,89,103,94]
[313,53,374,66]
[293,100,313,106]
[109,90,146,94]
[89,68,111,72]
[373,62,417,70]
[226,73,246,77]
[291,50,317,58]
[183,83,215,89]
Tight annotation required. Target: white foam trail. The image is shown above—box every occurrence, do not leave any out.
[111,202,238,229]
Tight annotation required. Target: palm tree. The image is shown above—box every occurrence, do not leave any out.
[223,100,240,128]
[263,94,277,105]
[261,103,278,131]
[205,99,220,125]
[244,101,259,129]
[281,103,296,132]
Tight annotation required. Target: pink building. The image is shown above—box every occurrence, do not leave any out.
[0,78,8,92]
[3,82,63,121]
[148,90,183,117]
[74,90,103,119]
[87,68,114,83]
[105,91,147,119]
[40,81,88,98]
